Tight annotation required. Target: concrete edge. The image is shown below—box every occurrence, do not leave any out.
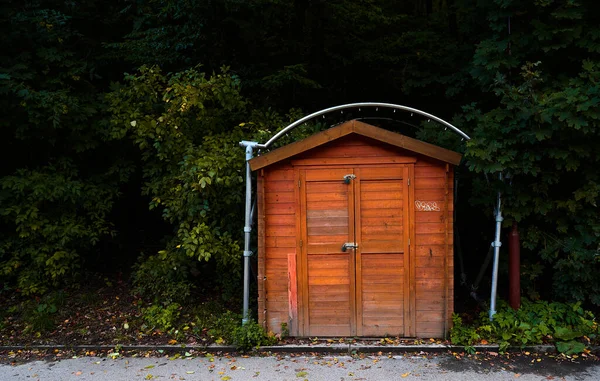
[0,345,235,353]
[1,343,590,355]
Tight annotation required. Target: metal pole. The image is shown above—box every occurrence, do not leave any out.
[489,174,503,320]
[240,141,258,325]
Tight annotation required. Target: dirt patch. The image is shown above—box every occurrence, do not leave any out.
[0,279,216,349]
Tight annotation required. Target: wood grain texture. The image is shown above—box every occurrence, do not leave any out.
[262,164,296,334]
[257,171,266,329]
[288,252,297,334]
[255,122,457,338]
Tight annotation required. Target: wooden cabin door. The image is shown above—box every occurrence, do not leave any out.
[298,166,411,337]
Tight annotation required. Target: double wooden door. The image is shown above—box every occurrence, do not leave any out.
[297,165,412,337]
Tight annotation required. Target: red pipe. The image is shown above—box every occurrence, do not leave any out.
[508,222,521,310]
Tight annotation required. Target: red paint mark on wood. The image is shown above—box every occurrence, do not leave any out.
[288,252,298,333]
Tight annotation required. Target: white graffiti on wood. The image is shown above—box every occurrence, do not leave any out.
[415,200,441,212]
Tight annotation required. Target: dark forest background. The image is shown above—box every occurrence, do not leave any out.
[1,0,599,314]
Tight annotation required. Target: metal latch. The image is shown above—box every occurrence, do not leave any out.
[343,174,356,184]
[341,242,359,252]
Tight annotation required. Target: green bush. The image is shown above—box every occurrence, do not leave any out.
[205,311,276,350]
[21,291,67,333]
[232,319,277,351]
[132,252,193,304]
[192,301,228,330]
[141,303,182,332]
[207,310,240,344]
[24,302,58,333]
[450,299,599,354]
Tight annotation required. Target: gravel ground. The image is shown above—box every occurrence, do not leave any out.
[1,352,599,381]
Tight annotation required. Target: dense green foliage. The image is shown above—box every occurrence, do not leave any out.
[451,299,599,354]
[464,0,600,305]
[0,0,133,294]
[1,0,599,324]
[106,65,248,302]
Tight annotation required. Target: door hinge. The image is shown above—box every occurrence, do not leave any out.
[299,239,303,248]
[408,178,411,186]
[408,238,411,246]
[298,179,301,188]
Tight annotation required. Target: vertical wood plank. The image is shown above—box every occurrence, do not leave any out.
[291,167,301,336]
[288,252,298,335]
[402,165,411,337]
[353,169,362,337]
[298,170,309,336]
[443,164,449,339]
[408,164,416,336]
[349,169,357,337]
[257,171,267,329]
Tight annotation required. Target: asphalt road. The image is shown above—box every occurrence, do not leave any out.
[1,353,599,381]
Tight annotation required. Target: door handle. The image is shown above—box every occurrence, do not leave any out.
[341,242,358,252]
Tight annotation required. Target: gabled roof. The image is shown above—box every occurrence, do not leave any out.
[249,120,462,170]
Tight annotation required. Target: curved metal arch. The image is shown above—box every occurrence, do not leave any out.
[239,101,470,325]
[257,102,470,149]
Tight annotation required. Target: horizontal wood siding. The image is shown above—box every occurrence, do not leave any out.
[414,159,454,338]
[261,163,295,334]
[258,132,456,339]
[293,135,404,162]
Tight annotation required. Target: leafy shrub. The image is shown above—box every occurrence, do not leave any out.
[450,314,482,346]
[205,311,276,350]
[21,291,67,333]
[141,303,181,332]
[25,302,58,333]
[207,310,240,343]
[108,67,303,305]
[450,299,599,354]
[132,252,193,304]
[232,319,277,351]
[0,164,120,295]
[193,301,228,330]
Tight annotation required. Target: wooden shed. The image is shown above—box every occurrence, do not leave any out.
[249,120,461,338]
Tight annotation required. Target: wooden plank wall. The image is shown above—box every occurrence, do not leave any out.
[414,158,454,338]
[258,135,455,338]
[258,162,296,334]
[292,135,402,162]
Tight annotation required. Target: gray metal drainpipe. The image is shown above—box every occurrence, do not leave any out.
[489,173,504,320]
[239,141,259,325]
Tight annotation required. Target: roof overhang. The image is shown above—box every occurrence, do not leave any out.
[249,120,462,171]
